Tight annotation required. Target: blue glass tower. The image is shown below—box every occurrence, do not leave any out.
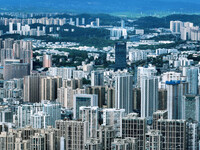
[115,42,126,70]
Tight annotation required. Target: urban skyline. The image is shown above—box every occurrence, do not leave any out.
[0,1,200,150]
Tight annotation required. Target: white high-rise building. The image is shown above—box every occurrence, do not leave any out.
[57,87,73,108]
[76,18,79,26]
[137,65,157,88]
[48,67,76,79]
[102,108,125,137]
[166,79,184,119]
[16,100,61,128]
[160,71,182,89]
[79,106,99,138]
[115,73,133,113]
[17,23,21,32]
[31,111,50,129]
[96,18,100,27]
[121,20,125,28]
[141,75,158,118]
[170,21,183,33]
[9,22,13,33]
[73,70,85,79]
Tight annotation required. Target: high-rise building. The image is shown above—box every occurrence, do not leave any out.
[96,18,100,27]
[91,70,104,86]
[43,54,52,68]
[153,110,168,129]
[3,60,30,80]
[17,23,21,32]
[82,18,85,25]
[76,18,79,26]
[17,101,61,128]
[166,80,184,119]
[182,95,200,122]
[97,125,115,150]
[86,86,105,108]
[73,70,85,79]
[170,21,183,33]
[137,65,157,88]
[57,87,85,108]
[102,108,125,137]
[115,73,133,113]
[115,42,126,70]
[73,94,98,119]
[132,88,141,112]
[158,89,167,110]
[186,120,199,150]
[55,120,88,150]
[184,67,198,95]
[57,87,73,108]
[9,22,13,33]
[48,67,76,80]
[39,76,62,101]
[79,106,99,138]
[145,130,162,150]
[122,113,146,150]
[62,78,83,89]
[0,107,13,123]
[141,75,158,118]
[0,126,61,150]
[121,20,125,28]
[30,133,45,150]
[107,87,115,108]
[24,74,41,103]
[164,72,187,119]
[155,119,187,150]
[0,132,15,149]
[30,111,50,129]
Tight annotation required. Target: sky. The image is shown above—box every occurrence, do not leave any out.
[1,0,200,14]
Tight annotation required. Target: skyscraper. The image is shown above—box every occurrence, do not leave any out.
[97,125,115,150]
[115,73,133,113]
[96,18,100,27]
[55,120,88,150]
[155,119,187,150]
[24,74,40,103]
[91,70,104,86]
[102,108,125,137]
[170,21,183,33]
[122,113,146,150]
[115,42,126,70]
[163,72,186,119]
[43,54,52,68]
[141,75,158,118]
[184,67,198,95]
[86,86,105,108]
[73,94,98,119]
[145,130,162,150]
[39,76,62,101]
[79,106,99,138]
[182,95,200,122]
[137,65,157,88]
[9,22,13,33]
[3,60,30,80]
